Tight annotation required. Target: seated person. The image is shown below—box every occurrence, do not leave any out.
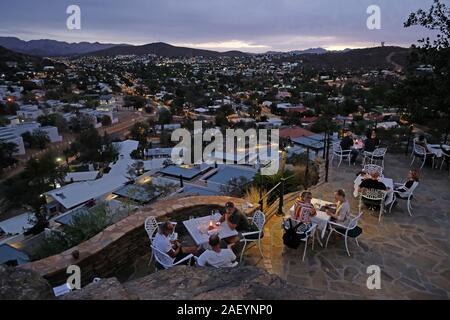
[219,202,254,246]
[340,129,354,150]
[293,191,317,223]
[340,130,359,165]
[197,234,237,268]
[359,171,387,191]
[153,221,198,266]
[416,134,428,148]
[394,170,419,197]
[358,171,388,209]
[363,129,380,153]
[326,189,350,225]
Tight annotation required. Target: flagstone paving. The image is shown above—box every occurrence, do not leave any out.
[242,153,450,299]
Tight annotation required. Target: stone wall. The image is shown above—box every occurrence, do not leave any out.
[61,266,323,300]
[20,196,256,286]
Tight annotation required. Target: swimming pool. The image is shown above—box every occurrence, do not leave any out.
[205,166,257,185]
[158,164,211,180]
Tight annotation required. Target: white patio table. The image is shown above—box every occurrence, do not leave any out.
[286,198,333,240]
[183,213,238,246]
[427,144,450,159]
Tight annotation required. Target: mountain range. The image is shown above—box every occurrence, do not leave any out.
[84,42,250,58]
[0,37,337,58]
[0,37,410,71]
[0,37,122,57]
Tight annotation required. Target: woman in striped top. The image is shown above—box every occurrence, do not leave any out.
[293,191,317,224]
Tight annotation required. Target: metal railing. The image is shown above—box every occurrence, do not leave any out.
[257,173,296,216]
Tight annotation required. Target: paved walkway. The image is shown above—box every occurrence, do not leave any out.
[243,153,450,299]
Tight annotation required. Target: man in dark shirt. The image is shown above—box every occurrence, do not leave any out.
[220,202,250,232]
[359,178,387,190]
[363,130,380,153]
[340,133,354,151]
[359,172,387,209]
[219,202,252,250]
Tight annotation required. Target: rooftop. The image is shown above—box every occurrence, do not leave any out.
[46,140,139,210]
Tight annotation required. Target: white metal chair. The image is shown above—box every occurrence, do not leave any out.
[151,245,194,270]
[364,147,387,168]
[239,210,266,262]
[325,212,363,256]
[363,164,383,177]
[388,181,419,216]
[440,146,450,171]
[283,218,317,261]
[299,223,317,261]
[331,143,351,167]
[410,138,417,158]
[145,217,177,264]
[359,188,387,222]
[411,144,435,169]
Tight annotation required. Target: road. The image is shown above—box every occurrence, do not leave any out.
[386,52,403,73]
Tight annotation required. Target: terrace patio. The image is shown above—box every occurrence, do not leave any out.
[21,151,449,300]
[240,152,450,299]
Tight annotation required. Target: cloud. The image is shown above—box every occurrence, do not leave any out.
[0,0,438,52]
[173,40,269,52]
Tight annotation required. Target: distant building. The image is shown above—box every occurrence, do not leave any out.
[0,122,62,155]
[276,103,307,113]
[16,105,44,120]
[99,94,115,105]
[0,244,30,266]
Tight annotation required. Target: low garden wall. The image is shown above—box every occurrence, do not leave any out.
[20,196,255,286]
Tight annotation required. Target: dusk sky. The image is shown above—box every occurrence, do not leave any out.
[0,0,438,52]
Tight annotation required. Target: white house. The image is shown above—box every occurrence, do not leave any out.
[0,122,62,155]
[45,140,139,212]
[16,105,43,120]
[99,94,115,105]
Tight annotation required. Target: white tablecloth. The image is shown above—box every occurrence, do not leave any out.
[287,198,332,238]
[427,144,450,158]
[354,175,394,204]
[182,213,238,246]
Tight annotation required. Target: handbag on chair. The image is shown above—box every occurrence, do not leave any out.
[282,219,308,249]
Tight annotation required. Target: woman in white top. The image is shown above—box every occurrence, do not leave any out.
[326,189,351,225]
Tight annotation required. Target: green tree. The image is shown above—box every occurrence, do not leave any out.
[0,141,18,174]
[130,122,149,146]
[21,130,50,149]
[402,0,450,134]
[37,114,68,133]
[158,107,173,130]
[101,115,112,127]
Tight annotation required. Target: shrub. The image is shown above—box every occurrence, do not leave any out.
[33,203,110,260]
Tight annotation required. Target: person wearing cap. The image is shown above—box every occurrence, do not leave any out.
[153,221,199,266]
[219,201,251,245]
